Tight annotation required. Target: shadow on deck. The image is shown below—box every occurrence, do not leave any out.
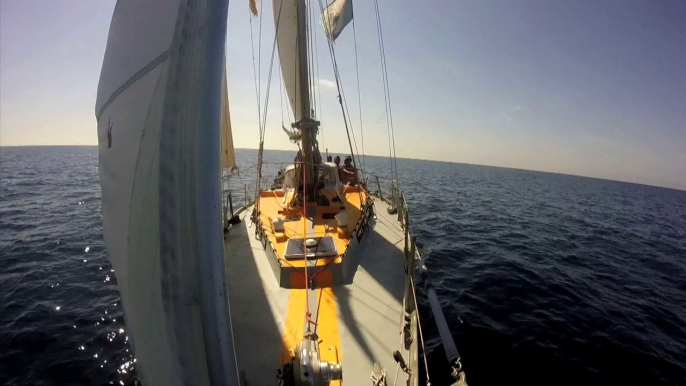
[224,221,284,385]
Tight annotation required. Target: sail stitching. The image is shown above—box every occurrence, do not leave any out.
[96,50,170,120]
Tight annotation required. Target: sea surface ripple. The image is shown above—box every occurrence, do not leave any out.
[1,147,684,385]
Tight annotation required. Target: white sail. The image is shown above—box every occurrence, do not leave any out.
[221,60,237,171]
[95,0,238,385]
[273,0,305,122]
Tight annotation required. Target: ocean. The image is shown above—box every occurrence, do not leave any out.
[1,146,685,385]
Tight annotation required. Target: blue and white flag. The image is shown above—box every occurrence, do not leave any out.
[323,0,353,41]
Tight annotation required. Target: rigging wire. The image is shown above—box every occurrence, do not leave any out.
[336,70,370,190]
[338,70,362,164]
[306,0,312,113]
[307,0,317,118]
[317,0,366,209]
[249,12,262,131]
[279,43,293,126]
[312,2,324,149]
[337,64,367,185]
[252,5,265,205]
[278,52,285,127]
[254,0,286,207]
[316,0,361,170]
[302,161,311,332]
[292,0,299,125]
[373,0,394,182]
[258,17,283,145]
[294,4,317,325]
[257,0,265,124]
[373,0,399,183]
[351,3,365,170]
[411,274,432,383]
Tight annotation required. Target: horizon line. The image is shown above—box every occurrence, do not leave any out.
[1,144,684,192]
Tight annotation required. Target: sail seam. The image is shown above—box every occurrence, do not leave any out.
[96,50,170,120]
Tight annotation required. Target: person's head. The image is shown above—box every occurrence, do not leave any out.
[334,156,341,166]
[344,156,352,167]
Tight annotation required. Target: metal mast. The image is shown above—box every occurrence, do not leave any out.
[293,0,319,203]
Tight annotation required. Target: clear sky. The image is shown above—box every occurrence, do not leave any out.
[1,0,684,190]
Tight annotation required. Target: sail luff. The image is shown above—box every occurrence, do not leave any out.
[193,0,239,382]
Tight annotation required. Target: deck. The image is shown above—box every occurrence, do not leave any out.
[224,197,418,385]
[255,186,368,271]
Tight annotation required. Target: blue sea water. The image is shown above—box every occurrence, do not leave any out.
[1,146,685,385]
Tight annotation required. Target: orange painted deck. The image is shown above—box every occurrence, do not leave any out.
[256,186,368,269]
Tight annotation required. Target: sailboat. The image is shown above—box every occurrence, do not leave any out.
[95,0,466,385]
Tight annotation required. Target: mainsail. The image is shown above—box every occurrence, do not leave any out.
[95,0,238,385]
[273,0,306,122]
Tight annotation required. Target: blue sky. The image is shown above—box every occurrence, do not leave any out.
[1,0,684,190]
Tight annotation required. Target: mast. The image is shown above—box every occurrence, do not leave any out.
[294,0,319,202]
[296,0,310,123]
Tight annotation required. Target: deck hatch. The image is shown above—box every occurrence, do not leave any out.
[284,236,338,260]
